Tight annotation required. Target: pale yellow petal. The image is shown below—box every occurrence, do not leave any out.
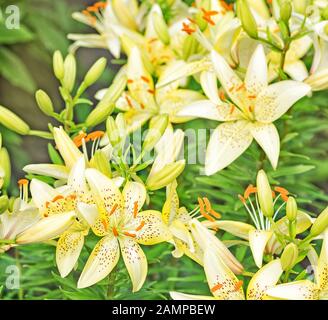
[23,164,69,180]
[249,229,273,268]
[122,181,146,219]
[318,231,328,292]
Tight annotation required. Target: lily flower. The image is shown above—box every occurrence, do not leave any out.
[22,157,97,278]
[162,181,243,274]
[176,44,311,175]
[77,168,171,291]
[170,250,283,300]
[266,231,328,300]
[205,183,312,268]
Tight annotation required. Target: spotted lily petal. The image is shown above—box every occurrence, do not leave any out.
[119,237,148,292]
[78,236,120,289]
[249,229,273,268]
[122,181,146,219]
[135,210,172,245]
[205,121,253,175]
[247,259,283,300]
[30,179,59,211]
[318,231,328,293]
[251,122,280,169]
[56,231,84,278]
[254,81,311,123]
[266,280,319,300]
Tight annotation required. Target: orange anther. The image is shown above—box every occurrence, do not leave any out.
[211,283,223,292]
[73,132,87,148]
[123,231,136,238]
[82,10,92,16]
[281,193,289,202]
[18,179,29,186]
[274,186,289,195]
[87,6,98,12]
[238,194,246,204]
[86,131,105,142]
[244,185,257,199]
[93,1,107,9]
[229,104,235,115]
[236,83,245,91]
[221,1,234,11]
[272,190,276,198]
[140,103,145,110]
[201,8,219,26]
[102,218,109,231]
[136,221,145,231]
[187,17,197,24]
[234,280,243,291]
[112,227,119,237]
[45,201,50,208]
[133,201,139,218]
[203,197,222,219]
[147,89,155,95]
[141,76,150,83]
[125,95,133,108]
[127,79,134,84]
[182,22,196,35]
[108,203,119,216]
[198,197,215,222]
[219,91,226,101]
[52,195,64,202]
[68,194,77,200]
[248,95,257,99]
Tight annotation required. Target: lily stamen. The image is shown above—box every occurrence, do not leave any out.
[234,280,243,292]
[135,221,145,232]
[18,179,29,202]
[203,197,222,219]
[198,197,215,222]
[133,201,139,218]
[112,227,119,237]
[201,8,219,26]
[181,22,196,35]
[210,283,223,293]
[123,231,136,238]
[108,203,119,216]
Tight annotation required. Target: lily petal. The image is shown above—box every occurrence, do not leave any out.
[254,81,311,123]
[205,121,253,175]
[67,156,87,194]
[119,237,148,292]
[78,236,120,289]
[284,60,309,81]
[265,280,319,300]
[251,122,280,169]
[30,179,59,211]
[318,231,328,292]
[135,210,172,245]
[122,181,146,219]
[23,164,69,180]
[249,229,273,268]
[247,259,283,300]
[56,231,84,278]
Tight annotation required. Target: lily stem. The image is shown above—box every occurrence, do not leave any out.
[107,266,117,300]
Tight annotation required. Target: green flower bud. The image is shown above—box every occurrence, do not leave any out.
[53,50,64,80]
[322,7,328,20]
[62,54,76,92]
[86,72,127,127]
[0,148,11,190]
[0,195,9,214]
[280,243,298,271]
[0,106,30,135]
[238,0,258,38]
[153,12,170,45]
[256,170,274,218]
[90,150,112,178]
[84,57,107,87]
[286,196,298,221]
[310,207,328,237]
[35,90,54,116]
[106,116,120,146]
[280,0,292,24]
[142,114,169,152]
[146,160,186,191]
[293,0,308,15]
[182,36,198,60]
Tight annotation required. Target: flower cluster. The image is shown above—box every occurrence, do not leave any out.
[1,0,328,300]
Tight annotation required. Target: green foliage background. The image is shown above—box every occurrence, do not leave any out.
[0,0,328,300]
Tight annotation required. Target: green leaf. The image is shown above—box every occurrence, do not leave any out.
[0,47,36,92]
[271,165,316,178]
[0,24,34,44]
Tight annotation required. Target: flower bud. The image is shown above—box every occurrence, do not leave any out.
[310,206,328,237]
[182,36,198,60]
[35,90,54,116]
[237,0,258,38]
[53,50,64,80]
[146,160,185,191]
[0,106,30,135]
[84,57,107,87]
[106,116,120,146]
[89,150,111,178]
[62,54,76,92]
[293,0,308,15]
[286,196,297,221]
[280,243,298,271]
[256,170,274,218]
[280,0,292,24]
[152,12,170,45]
[0,148,11,190]
[16,212,76,244]
[0,195,9,214]
[142,114,169,152]
[305,69,328,92]
[85,71,127,127]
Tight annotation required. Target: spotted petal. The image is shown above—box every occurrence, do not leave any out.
[205,121,253,175]
[318,231,328,293]
[122,181,146,219]
[249,229,273,268]
[254,81,311,123]
[78,236,120,289]
[30,179,59,211]
[247,259,283,300]
[119,237,148,292]
[56,231,84,278]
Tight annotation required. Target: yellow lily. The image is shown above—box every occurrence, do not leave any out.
[176,44,311,175]
[266,232,328,300]
[162,181,244,274]
[77,168,171,291]
[171,251,283,300]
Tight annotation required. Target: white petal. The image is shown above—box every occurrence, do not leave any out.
[67,156,87,194]
[23,164,69,180]
[30,179,59,211]
[200,71,221,104]
[254,81,311,123]
[284,60,309,81]
[247,259,283,300]
[249,229,273,268]
[78,236,120,288]
[205,121,253,175]
[122,181,146,219]
[251,122,280,169]
[245,45,267,96]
